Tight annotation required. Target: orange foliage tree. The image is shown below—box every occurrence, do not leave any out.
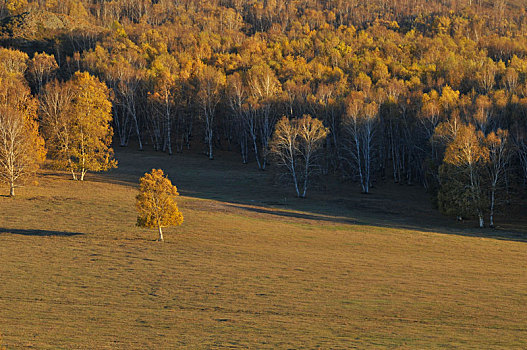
[40,72,116,180]
[0,74,45,196]
[136,169,183,241]
[439,124,488,227]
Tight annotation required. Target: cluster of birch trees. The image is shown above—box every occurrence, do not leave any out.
[0,48,115,195]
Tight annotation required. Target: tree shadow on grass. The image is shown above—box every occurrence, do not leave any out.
[0,228,83,237]
[225,203,362,225]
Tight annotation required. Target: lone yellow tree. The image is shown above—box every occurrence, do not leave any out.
[136,169,183,241]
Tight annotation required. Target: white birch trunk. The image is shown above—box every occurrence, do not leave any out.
[158,226,164,242]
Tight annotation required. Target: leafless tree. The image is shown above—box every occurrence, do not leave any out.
[271,115,328,197]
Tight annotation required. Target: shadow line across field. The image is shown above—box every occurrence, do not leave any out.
[225,203,361,225]
[0,228,83,237]
[93,172,527,243]
[83,148,527,243]
[223,203,527,243]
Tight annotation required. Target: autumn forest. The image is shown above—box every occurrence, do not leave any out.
[2,0,527,348]
[1,0,527,228]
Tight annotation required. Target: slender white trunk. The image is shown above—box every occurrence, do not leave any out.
[208,127,214,160]
[9,182,14,197]
[158,226,164,241]
[167,113,172,155]
[80,152,86,181]
[240,135,248,164]
[354,133,364,192]
[165,91,172,155]
[133,113,143,150]
[302,154,310,198]
[489,186,496,228]
[363,124,373,194]
[292,172,300,197]
[478,213,484,228]
[364,141,370,193]
[250,126,261,169]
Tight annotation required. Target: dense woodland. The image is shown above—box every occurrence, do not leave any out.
[0,0,527,227]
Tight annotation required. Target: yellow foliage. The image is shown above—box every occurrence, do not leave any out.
[136,169,183,241]
[0,74,44,196]
[39,72,116,180]
[444,124,488,167]
[68,72,116,178]
[6,0,27,14]
[0,48,28,77]
[439,85,459,111]
[67,0,88,18]
[111,21,128,39]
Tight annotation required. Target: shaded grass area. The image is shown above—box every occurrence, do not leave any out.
[0,148,526,348]
[109,147,527,241]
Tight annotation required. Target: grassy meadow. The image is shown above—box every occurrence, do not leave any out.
[0,148,526,348]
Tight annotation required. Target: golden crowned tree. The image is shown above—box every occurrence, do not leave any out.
[28,52,58,92]
[68,72,116,180]
[40,72,117,180]
[136,169,183,241]
[5,0,28,15]
[438,124,488,227]
[0,75,45,196]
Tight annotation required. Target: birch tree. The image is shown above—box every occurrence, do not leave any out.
[342,92,379,193]
[197,65,225,160]
[270,115,328,198]
[68,72,116,180]
[297,115,329,198]
[226,72,249,163]
[484,129,510,228]
[439,124,488,227]
[40,72,116,180]
[0,106,44,196]
[271,116,301,196]
[148,54,179,154]
[247,64,281,169]
[39,80,76,174]
[0,76,45,196]
[27,52,58,93]
[136,169,183,242]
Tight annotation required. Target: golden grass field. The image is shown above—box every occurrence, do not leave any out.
[1,148,526,349]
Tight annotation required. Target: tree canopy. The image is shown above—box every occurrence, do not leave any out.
[136,169,183,241]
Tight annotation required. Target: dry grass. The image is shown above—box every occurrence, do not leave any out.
[0,148,526,349]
